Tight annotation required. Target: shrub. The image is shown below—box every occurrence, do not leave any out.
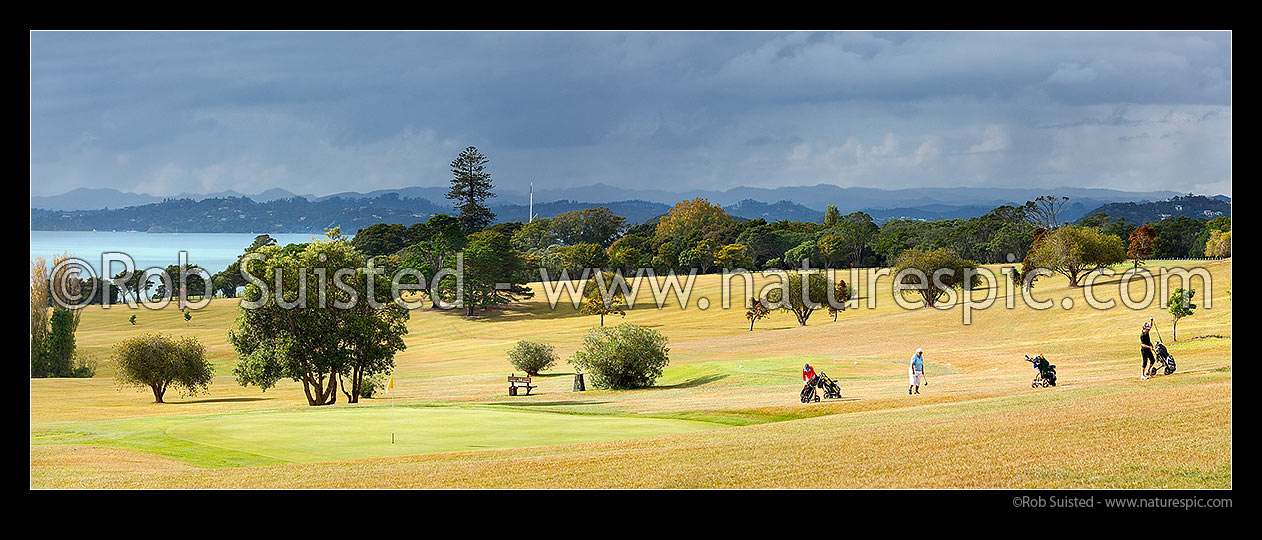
[568,324,669,389]
[507,340,558,376]
[114,333,214,403]
[359,375,384,399]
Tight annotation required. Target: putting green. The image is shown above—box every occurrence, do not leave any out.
[164,406,720,463]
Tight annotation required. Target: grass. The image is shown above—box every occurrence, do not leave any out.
[30,258,1232,488]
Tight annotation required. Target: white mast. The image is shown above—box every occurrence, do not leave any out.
[529,182,534,223]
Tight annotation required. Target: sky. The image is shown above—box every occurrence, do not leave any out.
[29,31,1232,198]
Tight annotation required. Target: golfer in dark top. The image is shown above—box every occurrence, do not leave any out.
[1140,320,1156,380]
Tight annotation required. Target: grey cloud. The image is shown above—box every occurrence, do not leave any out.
[29,31,1231,198]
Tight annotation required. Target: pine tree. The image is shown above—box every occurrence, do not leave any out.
[447,146,496,233]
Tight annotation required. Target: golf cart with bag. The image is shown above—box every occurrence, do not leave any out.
[801,371,844,403]
[1147,322,1177,377]
[1025,354,1057,388]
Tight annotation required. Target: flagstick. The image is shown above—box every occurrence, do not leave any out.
[391,389,395,445]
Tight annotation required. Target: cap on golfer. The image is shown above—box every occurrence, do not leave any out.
[1143,322,1151,330]
[916,347,923,354]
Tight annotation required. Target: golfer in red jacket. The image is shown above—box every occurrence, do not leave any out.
[803,363,817,383]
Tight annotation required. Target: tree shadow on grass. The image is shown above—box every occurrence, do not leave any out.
[656,373,729,389]
[172,397,271,404]
[482,400,612,407]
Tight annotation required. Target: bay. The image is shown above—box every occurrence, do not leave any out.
[29,231,340,278]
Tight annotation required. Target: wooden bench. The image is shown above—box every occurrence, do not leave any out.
[508,375,537,396]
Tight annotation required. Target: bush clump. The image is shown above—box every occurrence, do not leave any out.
[359,375,385,399]
[507,340,558,376]
[568,324,669,389]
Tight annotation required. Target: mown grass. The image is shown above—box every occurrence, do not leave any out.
[31,259,1231,488]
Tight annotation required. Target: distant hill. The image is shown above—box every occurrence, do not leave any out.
[31,187,308,211]
[724,199,823,223]
[32,183,1187,214]
[32,183,1225,233]
[1078,195,1231,225]
[31,195,449,233]
[30,188,164,211]
[492,199,669,226]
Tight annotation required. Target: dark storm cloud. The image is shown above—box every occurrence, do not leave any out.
[29,31,1231,197]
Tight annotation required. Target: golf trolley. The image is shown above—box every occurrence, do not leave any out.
[1025,354,1057,388]
[1147,342,1177,377]
[800,372,843,403]
[1145,323,1177,377]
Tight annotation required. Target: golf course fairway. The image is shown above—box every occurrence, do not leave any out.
[163,406,721,463]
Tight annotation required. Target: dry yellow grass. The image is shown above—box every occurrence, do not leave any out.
[31,259,1232,488]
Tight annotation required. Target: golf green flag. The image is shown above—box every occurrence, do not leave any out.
[385,376,394,394]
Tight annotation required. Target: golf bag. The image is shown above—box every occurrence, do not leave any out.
[817,372,843,399]
[800,379,819,403]
[1026,354,1057,388]
[1147,342,1176,377]
[800,372,843,403]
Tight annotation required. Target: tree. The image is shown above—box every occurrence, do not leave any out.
[396,214,466,308]
[447,146,496,233]
[816,234,846,268]
[745,297,770,331]
[1019,227,1048,290]
[835,211,879,266]
[554,243,609,272]
[31,257,50,375]
[765,271,832,326]
[568,324,670,390]
[154,264,208,303]
[714,243,754,270]
[826,279,851,322]
[511,218,556,252]
[114,268,154,303]
[113,334,214,403]
[783,240,817,268]
[656,198,736,243]
[1168,288,1196,341]
[677,238,717,273]
[507,340,558,376]
[550,207,627,246]
[1026,225,1126,287]
[1023,195,1070,229]
[823,205,841,227]
[1127,225,1157,269]
[351,223,411,256]
[43,309,77,377]
[892,248,980,307]
[580,271,628,327]
[440,231,533,316]
[1151,216,1206,259]
[1204,229,1231,258]
[229,232,408,406]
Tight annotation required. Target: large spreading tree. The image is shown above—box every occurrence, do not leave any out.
[114,334,214,403]
[447,146,496,233]
[438,230,533,316]
[764,271,834,326]
[1027,225,1126,287]
[229,231,409,406]
[892,248,981,307]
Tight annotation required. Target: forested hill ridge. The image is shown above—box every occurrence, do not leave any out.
[32,190,1229,234]
[1077,195,1231,225]
[30,195,677,233]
